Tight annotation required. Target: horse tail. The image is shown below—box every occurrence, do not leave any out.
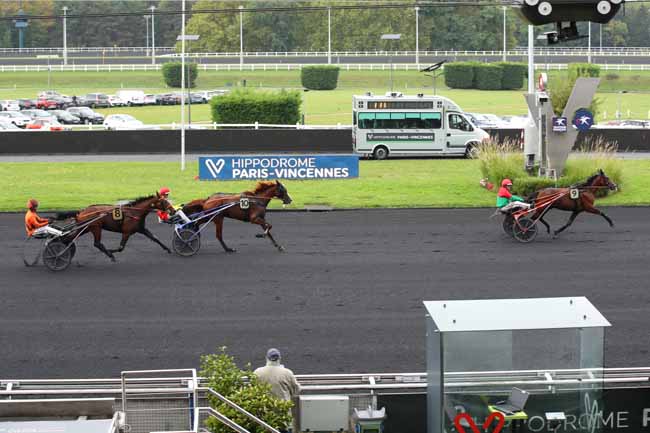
[54,211,78,220]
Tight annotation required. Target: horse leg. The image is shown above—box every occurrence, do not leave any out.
[554,211,580,237]
[539,216,551,235]
[583,204,615,228]
[108,232,130,254]
[252,218,284,252]
[215,216,236,253]
[90,226,116,262]
[140,227,172,254]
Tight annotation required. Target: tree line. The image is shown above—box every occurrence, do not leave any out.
[0,0,646,51]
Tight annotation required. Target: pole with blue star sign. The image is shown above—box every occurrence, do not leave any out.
[572,108,594,132]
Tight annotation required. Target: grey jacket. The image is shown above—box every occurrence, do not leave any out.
[254,360,301,401]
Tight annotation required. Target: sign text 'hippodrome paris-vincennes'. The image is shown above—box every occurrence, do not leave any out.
[199,155,359,181]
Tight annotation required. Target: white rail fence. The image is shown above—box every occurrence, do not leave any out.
[3,63,650,73]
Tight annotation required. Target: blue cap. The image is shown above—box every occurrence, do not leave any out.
[266,348,281,361]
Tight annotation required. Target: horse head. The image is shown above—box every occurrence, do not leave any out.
[153,191,177,214]
[274,180,292,205]
[593,169,618,191]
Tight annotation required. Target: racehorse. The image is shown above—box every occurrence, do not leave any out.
[181,180,292,252]
[529,169,617,236]
[55,192,175,262]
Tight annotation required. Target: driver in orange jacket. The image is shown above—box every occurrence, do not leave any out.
[25,199,50,237]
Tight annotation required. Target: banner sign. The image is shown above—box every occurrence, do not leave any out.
[573,108,594,132]
[199,155,359,181]
[367,133,434,141]
[553,117,568,133]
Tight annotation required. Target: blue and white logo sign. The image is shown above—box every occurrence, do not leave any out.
[573,108,594,132]
[199,155,359,181]
[552,116,567,133]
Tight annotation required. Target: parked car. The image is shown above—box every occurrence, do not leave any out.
[18,98,37,110]
[159,93,181,105]
[144,94,157,105]
[50,110,82,125]
[66,107,104,124]
[620,120,650,128]
[108,95,126,107]
[194,89,229,103]
[0,111,31,128]
[0,118,21,131]
[26,118,65,131]
[83,93,110,108]
[482,114,511,128]
[36,97,61,110]
[188,93,205,104]
[21,109,57,123]
[1,100,20,111]
[465,113,498,129]
[116,90,145,106]
[103,114,153,130]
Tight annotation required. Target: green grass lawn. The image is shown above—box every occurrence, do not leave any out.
[1,70,650,125]
[2,159,649,212]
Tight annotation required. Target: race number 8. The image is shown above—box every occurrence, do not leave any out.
[113,208,123,220]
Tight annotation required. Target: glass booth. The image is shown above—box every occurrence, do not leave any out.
[425,297,610,433]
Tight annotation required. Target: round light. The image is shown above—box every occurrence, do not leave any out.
[597,0,612,14]
[538,1,552,15]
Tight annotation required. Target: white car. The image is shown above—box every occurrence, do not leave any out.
[143,94,157,105]
[194,89,229,103]
[108,95,126,107]
[0,111,31,127]
[1,100,20,111]
[0,118,21,131]
[103,114,157,130]
[37,90,62,99]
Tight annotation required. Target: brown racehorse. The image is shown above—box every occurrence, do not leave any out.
[55,193,175,262]
[182,180,292,252]
[529,169,617,237]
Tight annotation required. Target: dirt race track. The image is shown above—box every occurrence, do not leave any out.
[1,207,649,378]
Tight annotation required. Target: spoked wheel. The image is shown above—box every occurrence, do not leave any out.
[512,217,538,243]
[42,240,74,271]
[502,215,515,238]
[23,236,47,267]
[172,228,201,257]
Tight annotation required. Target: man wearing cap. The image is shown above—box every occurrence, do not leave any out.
[156,187,172,222]
[24,199,50,237]
[254,348,301,432]
[496,179,530,213]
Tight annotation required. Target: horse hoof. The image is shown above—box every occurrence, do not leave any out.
[255,233,266,238]
[110,257,117,263]
[278,246,285,252]
[226,248,237,253]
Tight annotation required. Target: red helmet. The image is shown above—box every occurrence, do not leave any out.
[27,198,39,209]
[501,179,513,187]
[159,187,170,196]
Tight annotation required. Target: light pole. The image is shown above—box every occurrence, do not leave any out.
[145,14,149,57]
[502,6,507,62]
[327,6,332,65]
[62,6,68,66]
[587,21,591,63]
[180,0,186,170]
[239,5,244,69]
[415,6,419,68]
[151,5,156,65]
[381,34,401,93]
[600,24,603,53]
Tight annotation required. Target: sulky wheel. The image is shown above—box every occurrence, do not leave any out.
[502,215,515,238]
[42,240,73,271]
[512,217,538,243]
[172,228,201,257]
[23,236,46,267]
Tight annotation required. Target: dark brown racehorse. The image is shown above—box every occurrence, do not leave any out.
[182,180,292,252]
[529,169,617,236]
[55,193,175,262]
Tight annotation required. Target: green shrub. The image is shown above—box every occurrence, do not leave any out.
[300,66,340,90]
[474,64,503,90]
[201,348,292,433]
[568,63,601,81]
[162,62,198,88]
[497,62,526,90]
[604,73,619,81]
[210,89,302,124]
[444,62,475,89]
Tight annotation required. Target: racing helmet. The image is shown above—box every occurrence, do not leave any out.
[158,187,171,197]
[501,179,513,187]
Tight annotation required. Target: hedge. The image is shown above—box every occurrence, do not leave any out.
[301,65,340,90]
[444,62,525,90]
[568,63,601,81]
[210,89,302,124]
[474,64,503,90]
[444,62,475,89]
[497,62,527,90]
[162,62,198,88]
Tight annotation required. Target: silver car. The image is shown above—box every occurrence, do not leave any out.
[0,111,31,127]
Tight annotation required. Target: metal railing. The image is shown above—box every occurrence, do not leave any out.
[64,123,351,131]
